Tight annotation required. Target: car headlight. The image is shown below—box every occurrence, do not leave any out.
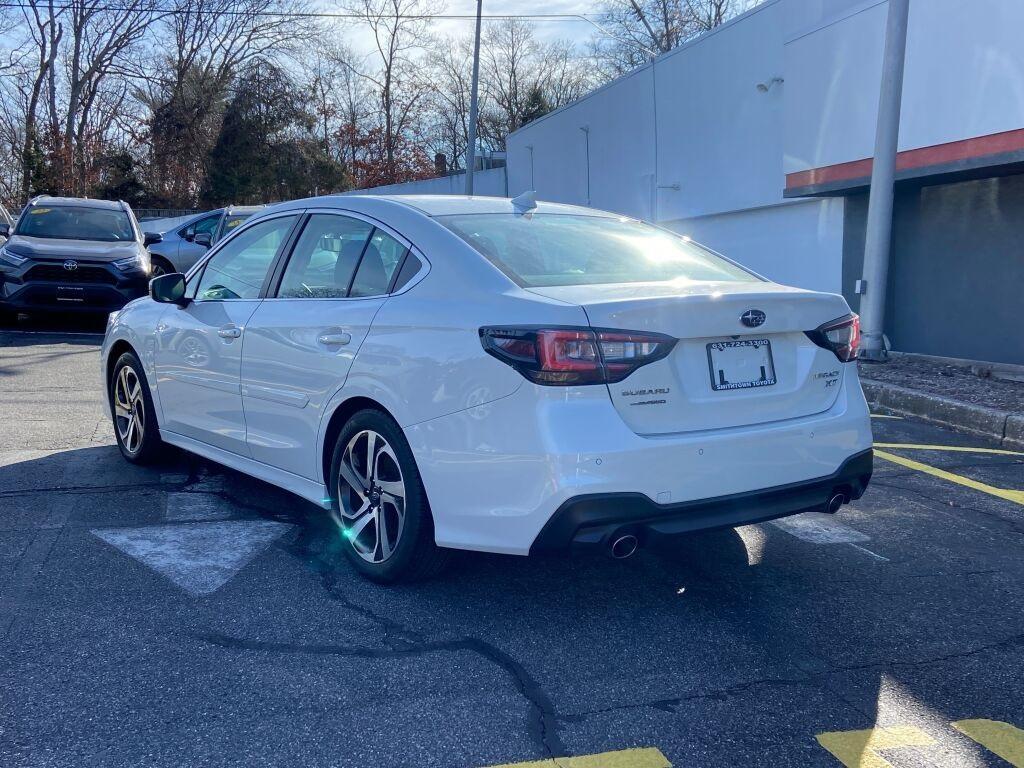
[113,254,149,273]
[0,245,27,267]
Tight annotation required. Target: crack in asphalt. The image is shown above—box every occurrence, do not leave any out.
[196,625,566,759]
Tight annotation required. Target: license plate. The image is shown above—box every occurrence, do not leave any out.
[56,286,85,303]
[707,339,776,391]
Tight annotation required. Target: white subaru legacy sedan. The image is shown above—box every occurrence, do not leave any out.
[101,194,873,581]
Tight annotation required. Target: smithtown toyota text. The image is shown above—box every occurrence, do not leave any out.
[100,194,873,582]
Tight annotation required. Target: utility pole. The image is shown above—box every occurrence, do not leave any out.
[465,0,483,196]
[858,0,911,361]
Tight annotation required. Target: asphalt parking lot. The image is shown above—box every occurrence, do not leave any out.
[1,317,1023,768]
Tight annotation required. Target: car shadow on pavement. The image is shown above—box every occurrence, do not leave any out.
[2,443,1015,767]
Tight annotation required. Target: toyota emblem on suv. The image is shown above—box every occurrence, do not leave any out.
[741,309,766,328]
[63,260,79,271]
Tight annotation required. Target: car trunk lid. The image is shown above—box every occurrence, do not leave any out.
[526,280,853,435]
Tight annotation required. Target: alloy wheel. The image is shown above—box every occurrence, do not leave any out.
[337,429,406,563]
[113,365,145,454]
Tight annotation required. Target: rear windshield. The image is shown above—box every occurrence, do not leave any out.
[16,205,135,242]
[439,213,758,287]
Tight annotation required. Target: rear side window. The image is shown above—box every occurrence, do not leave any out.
[349,230,407,298]
[277,214,373,299]
[438,213,758,288]
[391,253,422,292]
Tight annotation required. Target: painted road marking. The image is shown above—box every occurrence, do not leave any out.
[875,442,1024,456]
[165,492,233,522]
[848,543,889,562]
[816,725,935,768]
[870,414,903,420]
[875,449,1024,506]
[771,512,870,544]
[952,719,1024,766]
[486,748,671,768]
[92,520,292,596]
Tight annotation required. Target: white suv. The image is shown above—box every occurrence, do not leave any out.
[101,195,873,582]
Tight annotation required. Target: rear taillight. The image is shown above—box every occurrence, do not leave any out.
[480,327,676,386]
[806,314,860,362]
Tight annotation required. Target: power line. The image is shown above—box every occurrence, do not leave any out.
[0,2,606,22]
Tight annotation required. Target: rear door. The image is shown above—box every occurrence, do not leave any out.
[153,213,299,454]
[527,281,852,436]
[241,212,411,478]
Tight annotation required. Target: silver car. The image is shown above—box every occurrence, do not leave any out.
[147,205,264,275]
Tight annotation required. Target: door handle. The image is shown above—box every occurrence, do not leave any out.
[317,332,352,346]
[218,325,242,339]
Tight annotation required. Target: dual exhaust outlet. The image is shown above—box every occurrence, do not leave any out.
[604,490,849,560]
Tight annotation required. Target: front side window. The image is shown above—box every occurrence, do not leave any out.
[17,205,135,242]
[181,214,219,239]
[195,216,296,300]
[278,214,373,299]
[350,229,408,298]
[439,213,758,288]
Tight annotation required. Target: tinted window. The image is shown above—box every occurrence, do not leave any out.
[439,213,758,287]
[391,253,422,292]
[181,214,219,239]
[195,216,296,300]
[218,213,254,242]
[277,214,373,299]
[350,230,407,298]
[17,205,134,242]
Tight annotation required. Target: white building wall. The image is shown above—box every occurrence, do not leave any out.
[357,0,1024,295]
[785,0,1024,174]
[353,167,507,197]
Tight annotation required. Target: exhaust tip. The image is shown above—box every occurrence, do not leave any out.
[609,534,639,559]
[824,493,846,514]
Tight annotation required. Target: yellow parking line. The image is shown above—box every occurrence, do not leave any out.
[952,720,1024,767]
[485,748,671,768]
[874,442,1024,456]
[816,725,935,767]
[874,450,1024,506]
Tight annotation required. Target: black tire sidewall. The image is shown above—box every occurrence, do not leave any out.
[329,410,435,582]
[110,351,160,463]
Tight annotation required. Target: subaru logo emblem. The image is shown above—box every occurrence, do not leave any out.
[63,260,78,271]
[741,309,766,328]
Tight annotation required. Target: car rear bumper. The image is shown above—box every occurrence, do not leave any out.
[530,448,873,553]
[405,365,874,556]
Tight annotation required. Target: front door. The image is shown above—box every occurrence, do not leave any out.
[153,214,299,455]
[241,214,410,478]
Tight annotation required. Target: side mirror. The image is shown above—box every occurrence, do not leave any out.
[0,223,9,238]
[193,232,212,248]
[143,231,162,247]
[150,272,188,305]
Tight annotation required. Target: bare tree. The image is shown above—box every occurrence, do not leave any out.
[60,0,165,193]
[340,0,440,184]
[477,19,592,150]
[424,35,475,172]
[589,0,758,79]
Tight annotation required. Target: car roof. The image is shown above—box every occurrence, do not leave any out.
[29,196,126,211]
[224,205,265,215]
[357,195,619,218]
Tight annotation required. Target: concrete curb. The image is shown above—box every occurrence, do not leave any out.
[861,380,1024,450]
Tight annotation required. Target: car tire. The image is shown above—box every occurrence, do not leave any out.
[329,409,451,583]
[110,351,164,464]
[149,256,174,278]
